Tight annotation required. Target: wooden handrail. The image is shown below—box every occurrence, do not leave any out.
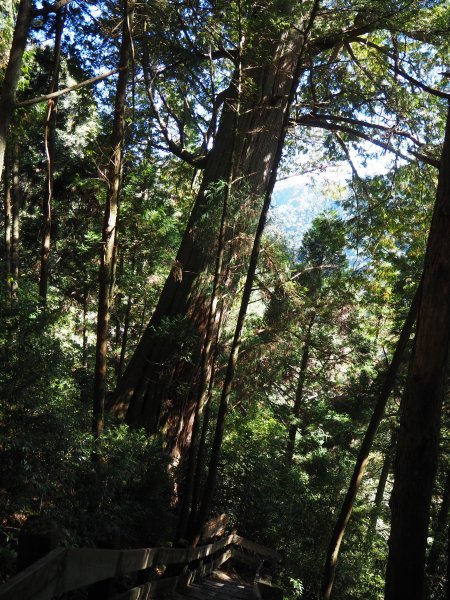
[0,533,281,600]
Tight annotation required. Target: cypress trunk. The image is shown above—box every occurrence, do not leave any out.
[0,0,33,183]
[39,6,66,304]
[92,0,133,439]
[112,14,308,460]
[3,145,12,295]
[10,140,21,298]
[385,104,450,600]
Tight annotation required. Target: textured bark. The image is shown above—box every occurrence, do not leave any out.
[3,146,12,295]
[10,141,21,298]
[112,13,308,460]
[92,0,133,438]
[187,302,224,539]
[368,448,392,533]
[385,105,450,600]
[116,295,132,383]
[286,312,315,465]
[0,0,33,183]
[321,287,420,600]
[39,7,66,304]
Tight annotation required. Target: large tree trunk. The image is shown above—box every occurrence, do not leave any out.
[385,104,450,600]
[39,6,66,304]
[112,13,308,460]
[92,0,133,439]
[0,0,33,183]
[321,286,420,600]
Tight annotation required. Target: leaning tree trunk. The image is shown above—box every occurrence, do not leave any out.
[39,6,66,304]
[112,11,309,461]
[368,445,392,535]
[0,0,33,183]
[92,0,133,439]
[321,286,420,600]
[385,103,450,600]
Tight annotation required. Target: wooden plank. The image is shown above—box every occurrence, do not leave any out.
[230,548,260,567]
[112,575,180,600]
[62,547,159,592]
[0,548,66,600]
[233,536,281,562]
[254,580,283,600]
[0,533,276,600]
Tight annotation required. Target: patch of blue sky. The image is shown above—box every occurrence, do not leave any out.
[269,142,395,256]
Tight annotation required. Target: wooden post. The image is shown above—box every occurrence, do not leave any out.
[17,516,58,572]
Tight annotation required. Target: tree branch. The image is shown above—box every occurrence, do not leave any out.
[16,68,123,107]
[292,113,440,168]
[354,37,450,99]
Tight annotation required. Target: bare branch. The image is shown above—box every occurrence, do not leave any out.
[354,37,450,99]
[16,68,122,107]
[292,113,440,168]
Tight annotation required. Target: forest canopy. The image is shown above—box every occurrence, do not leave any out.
[0,0,450,599]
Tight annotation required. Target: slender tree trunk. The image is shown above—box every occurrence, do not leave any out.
[321,286,420,600]
[385,104,450,600]
[190,12,317,539]
[177,46,243,538]
[447,522,450,600]
[10,140,21,298]
[112,6,310,461]
[0,0,33,183]
[117,294,132,383]
[39,6,66,304]
[286,312,315,465]
[368,448,392,534]
[82,288,88,368]
[427,468,450,577]
[3,146,12,295]
[92,0,133,439]
[187,301,225,539]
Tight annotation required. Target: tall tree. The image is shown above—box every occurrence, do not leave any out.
[321,287,420,599]
[38,6,66,304]
[92,0,134,439]
[385,102,450,600]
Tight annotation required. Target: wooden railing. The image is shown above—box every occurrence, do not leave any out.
[0,533,281,600]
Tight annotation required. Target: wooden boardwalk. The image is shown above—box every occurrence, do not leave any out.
[177,573,253,600]
[0,533,282,600]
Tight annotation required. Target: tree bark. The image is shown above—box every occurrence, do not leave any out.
[3,145,12,296]
[92,0,133,439]
[385,103,450,600]
[0,0,33,183]
[321,286,420,600]
[189,7,320,540]
[10,140,21,298]
[368,447,392,534]
[39,6,66,304]
[112,8,309,460]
